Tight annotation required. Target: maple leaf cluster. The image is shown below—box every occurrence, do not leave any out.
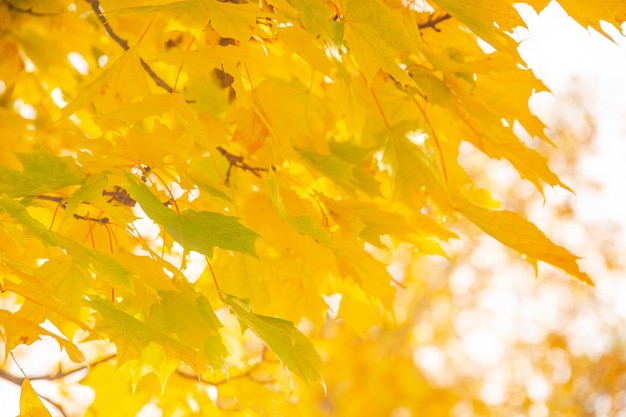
[0,0,624,415]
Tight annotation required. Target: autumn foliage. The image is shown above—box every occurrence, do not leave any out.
[0,0,624,415]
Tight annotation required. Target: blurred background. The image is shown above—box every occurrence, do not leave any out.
[391,3,626,416]
[312,3,626,417]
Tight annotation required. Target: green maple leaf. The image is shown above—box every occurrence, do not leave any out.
[124,172,259,256]
[0,152,83,197]
[86,297,225,374]
[226,295,323,385]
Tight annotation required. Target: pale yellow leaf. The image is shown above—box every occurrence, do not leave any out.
[19,379,53,417]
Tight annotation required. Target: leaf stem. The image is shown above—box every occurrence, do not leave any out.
[206,257,225,303]
[412,97,449,183]
[217,146,267,185]
[370,88,390,129]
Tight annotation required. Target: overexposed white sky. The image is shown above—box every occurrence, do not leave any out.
[517,3,626,317]
[517,2,626,225]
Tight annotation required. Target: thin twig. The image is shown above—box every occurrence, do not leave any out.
[206,257,225,303]
[34,194,111,224]
[176,348,268,385]
[73,213,110,224]
[3,0,60,16]
[0,352,110,417]
[40,394,69,417]
[0,353,116,416]
[139,59,175,93]
[35,183,139,227]
[34,194,65,204]
[217,146,267,184]
[0,369,69,417]
[0,368,24,385]
[176,361,263,385]
[84,0,129,50]
[102,186,136,207]
[84,0,174,93]
[418,13,452,32]
[0,354,116,385]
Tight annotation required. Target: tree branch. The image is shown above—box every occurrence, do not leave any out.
[0,353,117,416]
[176,346,267,385]
[0,368,23,385]
[0,373,70,417]
[418,13,452,32]
[3,0,60,16]
[0,354,116,385]
[84,0,174,93]
[176,349,267,385]
[84,0,128,50]
[39,393,69,417]
[102,186,137,207]
[176,362,263,385]
[217,146,268,184]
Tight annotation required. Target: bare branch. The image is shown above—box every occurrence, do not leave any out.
[217,146,268,184]
[176,352,267,385]
[73,213,110,224]
[0,354,116,385]
[84,0,174,93]
[0,353,116,416]
[0,369,77,417]
[3,0,60,17]
[102,186,137,207]
[42,394,70,417]
[34,194,110,224]
[0,368,24,385]
[418,13,452,32]
[84,0,128,50]
[33,194,66,204]
[139,60,175,93]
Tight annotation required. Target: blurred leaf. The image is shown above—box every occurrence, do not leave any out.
[430,0,524,59]
[86,297,224,374]
[225,295,323,385]
[62,171,109,223]
[149,290,226,371]
[19,378,53,417]
[344,0,421,83]
[0,152,83,197]
[266,171,335,249]
[455,194,594,285]
[555,0,626,39]
[286,0,343,41]
[0,309,85,363]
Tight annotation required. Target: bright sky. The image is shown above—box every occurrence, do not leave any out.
[447,5,626,410]
[517,3,626,227]
[517,2,626,321]
[2,3,626,416]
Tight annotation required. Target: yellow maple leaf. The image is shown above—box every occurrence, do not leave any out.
[454,192,593,285]
[19,378,53,417]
